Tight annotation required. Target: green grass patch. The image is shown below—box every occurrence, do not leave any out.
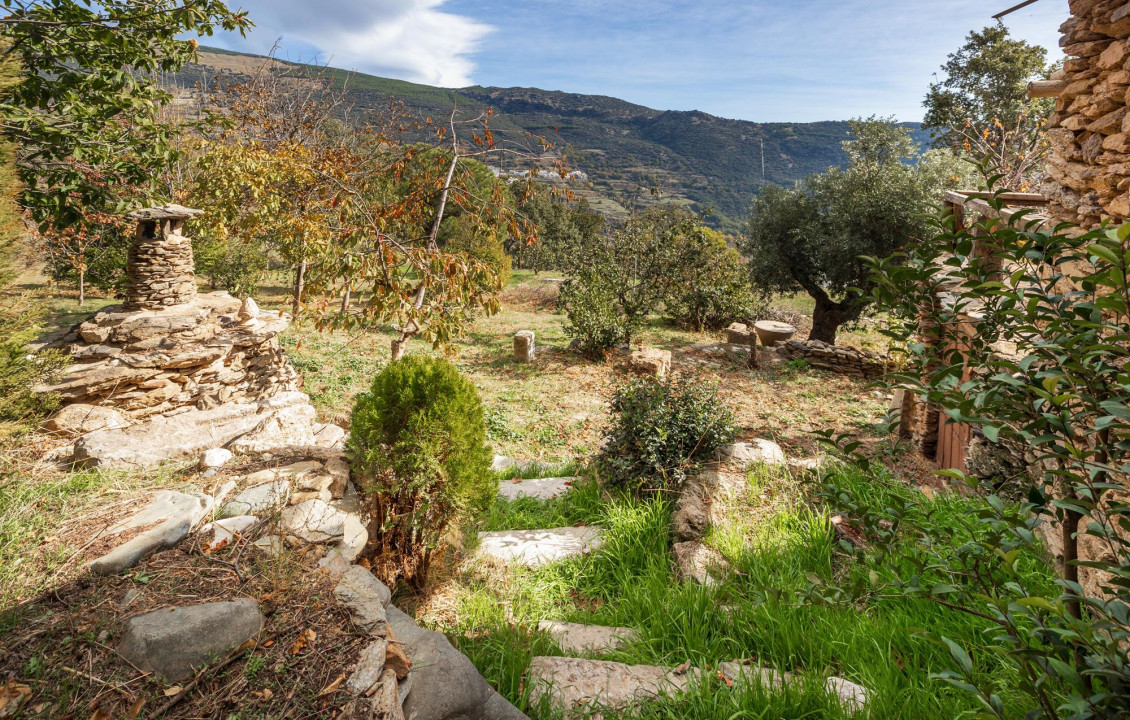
[483,476,603,532]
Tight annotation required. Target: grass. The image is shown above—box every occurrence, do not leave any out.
[426,461,1058,719]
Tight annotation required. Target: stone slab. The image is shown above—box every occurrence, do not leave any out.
[537,621,638,655]
[527,656,699,718]
[477,526,603,567]
[497,476,577,501]
[89,517,190,575]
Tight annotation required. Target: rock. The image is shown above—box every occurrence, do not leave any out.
[201,447,233,468]
[276,460,324,480]
[317,548,352,578]
[537,621,638,655]
[672,541,731,586]
[325,456,350,498]
[671,464,751,542]
[513,330,535,362]
[346,638,389,695]
[385,641,412,679]
[476,526,603,567]
[220,480,291,517]
[198,515,258,550]
[628,348,671,378]
[313,422,346,449]
[527,656,699,718]
[497,476,577,501]
[89,517,190,575]
[117,598,262,682]
[44,404,130,436]
[253,534,284,555]
[335,566,391,635]
[752,320,797,346]
[280,499,346,544]
[715,439,786,469]
[228,403,317,454]
[725,323,752,346]
[387,606,528,720]
[339,514,369,562]
[73,396,308,469]
[105,490,213,536]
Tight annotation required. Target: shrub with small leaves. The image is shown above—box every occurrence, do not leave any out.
[348,355,494,588]
[598,373,736,493]
[558,274,630,358]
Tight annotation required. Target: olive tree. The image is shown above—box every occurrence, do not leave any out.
[744,118,966,344]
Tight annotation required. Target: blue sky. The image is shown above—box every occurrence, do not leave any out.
[204,0,1069,123]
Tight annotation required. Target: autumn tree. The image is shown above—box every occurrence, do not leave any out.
[187,59,549,358]
[923,25,1053,189]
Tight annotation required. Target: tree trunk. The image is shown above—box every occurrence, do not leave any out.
[810,294,845,344]
[293,260,307,316]
[390,337,408,361]
[340,286,351,314]
[77,269,85,307]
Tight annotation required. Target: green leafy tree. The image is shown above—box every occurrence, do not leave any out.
[0,1,251,230]
[852,193,1130,718]
[745,118,963,344]
[664,226,763,332]
[507,188,603,274]
[923,25,1052,189]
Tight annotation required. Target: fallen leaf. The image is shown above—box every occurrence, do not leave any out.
[716,670,734,687]
[317,674,345,697]
[0,680,31,719]
[163,686,182,697]
[125,698,145,720]
[673,661,691,675]
[290,628,316,655]
[88,709,110,720]
[262,640,275,648]
[252,688,273,701]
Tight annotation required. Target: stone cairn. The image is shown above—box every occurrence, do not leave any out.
[34,205,332,468]
[123,204,203,310]
[1041,0,1130,226]
[775,340,891,380]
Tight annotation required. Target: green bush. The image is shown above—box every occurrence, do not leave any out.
[597,374,736,493]
[348,355,495,587]
[557,274,630,358]
[664,230,764,331]
[0,296,67,438]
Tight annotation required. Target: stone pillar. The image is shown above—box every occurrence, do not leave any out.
[123,204,205,310]
[514,331,535,362]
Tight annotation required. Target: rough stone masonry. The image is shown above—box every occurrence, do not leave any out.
[1042,0,1130,226]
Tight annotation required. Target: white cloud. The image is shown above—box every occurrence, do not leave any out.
[229,0,493,87]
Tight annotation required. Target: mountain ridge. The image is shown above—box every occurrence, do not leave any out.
[181,47,928,231]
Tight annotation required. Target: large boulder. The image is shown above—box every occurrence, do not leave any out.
[527,656,699,717]
[43,403,130,437]
[117,599,263,681]
[387,607,527,720]
[672,440,785,541]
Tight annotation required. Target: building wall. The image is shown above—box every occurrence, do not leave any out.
[1042,0,1130,226]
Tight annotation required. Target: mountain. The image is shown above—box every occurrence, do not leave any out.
[174,47,928,232]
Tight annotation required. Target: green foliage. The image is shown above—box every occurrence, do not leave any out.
[440,215,512,288]
[559,208,710,355]
[745,117,958,344]
[597,374,735,493]
[347,355,494,587]
[860,191,1130,717]
[664,226,764,331]
[193,235,269,296]
[507,188,603,273]
[922,25,1051,149]
[0,297,66,437]
[0,1,250,230]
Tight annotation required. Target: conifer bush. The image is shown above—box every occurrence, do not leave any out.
[348,355,494,587]
[597,373,736,493]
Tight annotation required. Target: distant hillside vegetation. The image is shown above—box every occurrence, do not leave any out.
[175,48,927,232]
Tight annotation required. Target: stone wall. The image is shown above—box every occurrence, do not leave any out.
[124,206,204,310]
[1042,0,1130,226]
[775,340,891,380]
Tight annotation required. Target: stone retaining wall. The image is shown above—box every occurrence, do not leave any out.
[1043,0,1130,226]
[775,340,891,380]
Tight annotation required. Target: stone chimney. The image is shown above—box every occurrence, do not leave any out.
[123,204,205,310]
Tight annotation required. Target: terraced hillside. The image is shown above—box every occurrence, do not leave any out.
[174,47,927,231]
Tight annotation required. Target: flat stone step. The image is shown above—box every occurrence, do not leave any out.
[476,526,603,567]
[498,476,578,501]
[527,657,869,717]
[528,656,699,717]
[537,621,638,655]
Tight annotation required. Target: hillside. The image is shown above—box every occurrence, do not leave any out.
[176,48,927,231]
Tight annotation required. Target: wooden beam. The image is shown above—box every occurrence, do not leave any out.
[993,0,1041,19]
[1028,79,1069,98]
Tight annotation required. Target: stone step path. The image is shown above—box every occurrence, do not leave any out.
[537,621,638,656]
[476,526,603,567]
[527,656,870,717]
[497,475,579,501]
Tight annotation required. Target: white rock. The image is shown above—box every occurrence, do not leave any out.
[528,657,699,716]
[199,515,258,550]
[716,439,786,469]
[44,404,130,437]
[538,621,638,655]
[498,476,577,502]
[220,480,290,517]
[280,499,346,544]
[201,448,233,468]
[477,526,603,567]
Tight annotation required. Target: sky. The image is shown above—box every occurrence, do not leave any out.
[202,0,1071,123]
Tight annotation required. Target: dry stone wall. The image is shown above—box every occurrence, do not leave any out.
[775,340,891,380]
[1043,0,1130,226]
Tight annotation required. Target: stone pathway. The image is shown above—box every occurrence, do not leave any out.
[537,621,638,655]
[477,526,603,567]
[497,476,578,501]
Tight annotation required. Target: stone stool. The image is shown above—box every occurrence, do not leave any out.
[514,331,535,363]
